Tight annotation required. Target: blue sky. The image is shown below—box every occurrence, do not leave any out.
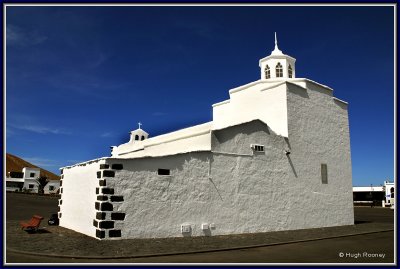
[6,5,394,186]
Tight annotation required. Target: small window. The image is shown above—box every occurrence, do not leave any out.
[28,184,34,189]
[288,65,293,78]
[321,164,328,184]
[251,144,265,152]
[158,169,170,176]
[264,65,270,79]
[135,135,139,141]
[141,135,145,141]
[30,173,35,177]
[276,62,283,77]
[49,186,55,191]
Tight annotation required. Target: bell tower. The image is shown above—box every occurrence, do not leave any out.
[259,33,296,80]
[129,122,149,143]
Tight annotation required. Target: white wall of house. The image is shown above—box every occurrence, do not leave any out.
[44,180,60,194]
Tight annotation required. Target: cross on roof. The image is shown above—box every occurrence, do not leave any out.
[138,122,142,129]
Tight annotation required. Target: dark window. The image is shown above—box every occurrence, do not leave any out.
[321,164,328,184]
[49,186,55,191]
[276,62,283,77]
[28,184,34,189]
[288,65,293,78]
[30,173,35,177]
[135,135,139,141]
[252,144,265,152]
[264,65,270,79]
[158,169,170,176]
[9,172,24,178]
[141,135,145,141]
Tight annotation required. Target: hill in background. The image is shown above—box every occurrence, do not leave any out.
[6,153,60,180]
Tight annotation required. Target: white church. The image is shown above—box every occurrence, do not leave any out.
[59,34,354,240]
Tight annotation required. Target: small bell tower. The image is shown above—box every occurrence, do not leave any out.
[259,33,296,80]
[129,122,149,143]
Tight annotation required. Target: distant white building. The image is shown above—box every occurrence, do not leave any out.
[6,167,60,194]
[6,167,40,193]
[353,180,395,207]
[59,34,354,240]
[44,180,61,195]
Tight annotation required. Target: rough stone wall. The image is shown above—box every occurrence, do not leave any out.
[210,120,292,233]
[285,82,354,229]
[103,153,214,239]
[98,121,289,239]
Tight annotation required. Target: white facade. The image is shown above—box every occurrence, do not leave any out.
[6,167,61,194]
[59,36,354,240]
[44,180,60,194]
[6,167,40,193]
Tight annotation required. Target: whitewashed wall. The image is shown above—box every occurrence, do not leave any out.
[213,81,289,137]
[59,160,101,238]
[284,82,354,228]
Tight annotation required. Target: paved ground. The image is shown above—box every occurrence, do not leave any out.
[5,192,395,264]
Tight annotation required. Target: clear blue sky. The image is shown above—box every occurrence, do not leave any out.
[6,5,394,186]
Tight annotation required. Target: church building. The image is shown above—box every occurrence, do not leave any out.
[59,34,354,240]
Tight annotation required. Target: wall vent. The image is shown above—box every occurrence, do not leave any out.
[250,144,265,152]
[181,224,191,233]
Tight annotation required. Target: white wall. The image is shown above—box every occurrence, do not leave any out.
[213,81,288,137]
[59,160,100,238]
[285,81,354,228]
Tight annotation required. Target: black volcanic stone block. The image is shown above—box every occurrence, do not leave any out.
[101,188,114,195]
[96,230,105,239]
[109,230,121,237]
[96,212,106,220]
[97,171,101,178]
[111,213,125,220]
[103,170,115,177]
[111,164,123,170]
[100,202,113,211]
[95,202,100,210]
[97,195,108,201]
[93,220,98,227]
[99,180,106,186]
[99,221,114,229]
[96,187,99,194]
[110,196,124,202]
[100,164,110,169]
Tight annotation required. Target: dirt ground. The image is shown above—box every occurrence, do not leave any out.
[5,192,395,263]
